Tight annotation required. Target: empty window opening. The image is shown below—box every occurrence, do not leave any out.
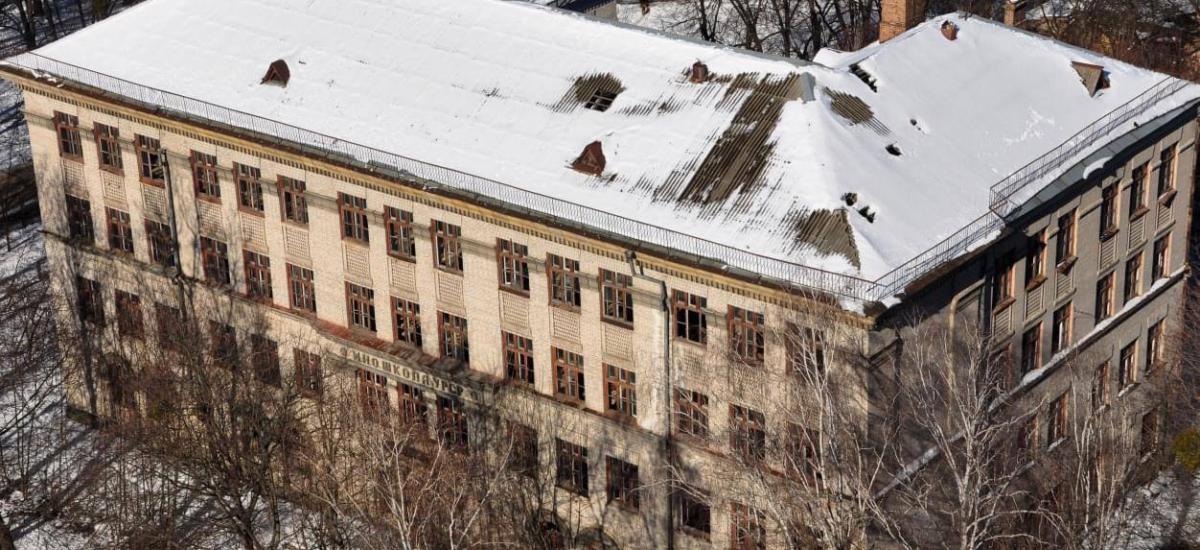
[849,63,877,92]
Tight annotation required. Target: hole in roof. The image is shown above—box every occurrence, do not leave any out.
[886,144,902,156]
[585,90,619,112]
[849,63,877,92]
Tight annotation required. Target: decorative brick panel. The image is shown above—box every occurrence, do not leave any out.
[1128,215,1145,249]
[197,200,223,238]
[602,322,632,361]
[389,258,417,297]
[436,270,466,315]
[343,242,372,285]
[550,307,581,345]
[240,212,268,252]
[141,184,167,222]
[500,291,531,335]
[61,159,84,193]
[1025,284,1043,320]
[102,169,125,207]
[284,225,311,264]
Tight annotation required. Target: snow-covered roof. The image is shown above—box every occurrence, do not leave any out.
[18,0,1200,299]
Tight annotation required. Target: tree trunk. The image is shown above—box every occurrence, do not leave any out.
[0,512,17,550]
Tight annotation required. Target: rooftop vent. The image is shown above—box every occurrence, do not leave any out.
[690,61,710,84]
[261,59,291,87]
[584,90,619,112]
[941,21,959,41]
[572,141,606,176]
[849,64,878,92]
[1072,61,1110,97]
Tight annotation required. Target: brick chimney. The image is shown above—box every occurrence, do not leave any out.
[880,0,927,43]
[1003,0,1028,27]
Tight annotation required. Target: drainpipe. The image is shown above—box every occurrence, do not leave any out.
[159,148,190,318]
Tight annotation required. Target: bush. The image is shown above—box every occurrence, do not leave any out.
[1173,428,1200,472]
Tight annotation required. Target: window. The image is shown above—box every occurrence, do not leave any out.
[1055,210,1076,264]
[65,195,94,244]
[1096,272,1115,322]
[1099,184,1118,238]
[1019,415,1038,462]
[728,306,765,365]
[105,207,133,254]
[605,365,637,419]
[1025,230,1046,285]
[145,220,176,268]
[432,220,463,271]
[672,290,707,344]
[674,488,711,536]
[155,303,183,352]
[605,456,640,509]
[383,206,415,259]
[397,383,427,427]
[77,277,104,326]
[504,332,535,386]
[548,254,581,309]
[1158,144,1178,197]
[346,282,377,332]
[287,264,316,313]
[555,439,589,496]
[1124,252,1143,302]
[438,312,469,363]
[553,348,585,403]
[584,90,618,112]
[1147,320,1165,374]
[279,176,308,225]
[730,503,766,550]
[209,322,238,364]
[1140,409,1161,457]
[785,423,822,481]
[115,290,143,340]
[200,236,231,286]
[191,151,220,199]
[1152,235,1170,282]
[1051,303,1072,355]
[1020,323,1042,374]
[1092,362,1110,412]
[493,238,531,293]
[1130,163,1148,216]
[1119,342,1138,392]
[233,164,264,213]
[103,357,136,412]
[243,250,273,300]
[94,123,122,172]
[135,135,165,185]
[730,404,766,462]
[674,388,709,439]
[1047,393,1068,448]
[993,256,1015,307]
[437,396,468,450]
[508,423,539,476]
[251,335,281,387]
[356,369,390,420]
[54,112,83,159]
[600,269,633,325]
[391,297,422,347]
[338,192,370,243]
[788,324,826,377]
[294,350,322,398]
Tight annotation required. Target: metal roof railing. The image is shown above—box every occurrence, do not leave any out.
[5,53,1192,306]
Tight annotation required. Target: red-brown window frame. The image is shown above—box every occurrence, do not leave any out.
[1020,322,1042,374]
[199,236,231,286]
[115,290,143,340]
[503,331,535,386]
[76,276,105,326]
[730,502,766,550]
[1152,234,1171,281]
[672,290,707,344]
[1119,341,1138,392]
[384,206,416,260]
[605,364,637,419]
[65,195,94,244]
[436,396,468,451]
[294,349,323,398]
[391,297,423,348]
[54,111,83,160]
[674,388,709,439]
[250,335,281,387]
[145,219,176,268]
[235,163,265,214]
[553,347,585,404]
[1055,210,1077,266]
[345,282,377,333]
[600,268,633,327]
[728,306,764,365]
[356,368,390,421]
[547,253,581,310]
[438,311,470,363]
[1046,393,1068,448]
[555,438,589,496]
[1130,162,1149,217]
[1147,319,1165,374]
[1050,302,1072,355]
[432,219,463,272]
[1099,184,1119,239]
[135,135,165,187]
[278,176,309,225]
[94,122,122,173]
[1158,144,1178,197]
[286,264,317,313]
[243,249,273,301]
[729,404,766,462]
[339,192,370,243]
[398,382,428,428]
[105,207,133,254]
[497,238,531,294]
[605,456,640,510]
[191,151,220,200]
[1092,361,1110,412]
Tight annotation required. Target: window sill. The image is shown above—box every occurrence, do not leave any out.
[435,265,464,276]
[498,285,531,299]
[98,166,124,176]
[196,194,222,205]
[676,526,712,542]
[386,251,417,263]
[549,301,582,314]
[238,206,266,218]
[61,154,83,164]
[673,336,708,348]
[140,178,166,188]
[1056,256,1077,274]
[600,316,634,331]
[1025,275,1047,292]
[1100,227,1120,242]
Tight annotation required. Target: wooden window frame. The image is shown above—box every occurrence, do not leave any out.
[1047,393,1068,448]
[1096,272,1115,322]
[674,487,711,538]
[135,135,165,187]
[278,176,309,225]
[1119,341,1138,392]
[250,335,281,387]
[1140,408,1161,458]
[65,195,94,244]
[436,396,468,451]
[1158,144,1178,198]
[235,163,265,214]
[114,290,143,340]
[555,439,589,496]
[356,369,390,421]
[672,290,707,344]
[199,236,232,286]
[243,249,273,301]
[105,207,134,254]
[785,423,822,482]
[54,111,83,160]
[553,347,585,403]
[155,303,183,352]
[94,122,122,173]
[191,151,220,200]
[786,323,826,377]
[1099,184,1119,240]
[993,255,1016,309]
[345,282,377,333]
[1020,322,1042,374]
[1024,230,1047,287]
[1055,210,1077,267]
[503,331,535,386]
[730,502,766,550]
[338,192,370,243]
[605,456,640,510]
[384,206,416,260]
[1129,162,1149,218]
[674,388,709,439]
[1147,319,1165,375]
[1051,302,1072,355]
[729,404,766,463]
[286,264,317,313]
[605,364,637,419]
[1152,234,1170,282]
[1124,252,1143,302]
[432,219,463,272]
[397,382,428,427]
[294,350,323,398]
[1092,361,1110,412]
[508,423,539,476]
[496,238,531,294]
[728,306,765,365]
[547,253,581,310]
[391,297,423,348]
[145,220,176,268]
[599,268,634,327]
[76,277,105,326]
[209,321,238,364]
[438,311,470,363]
